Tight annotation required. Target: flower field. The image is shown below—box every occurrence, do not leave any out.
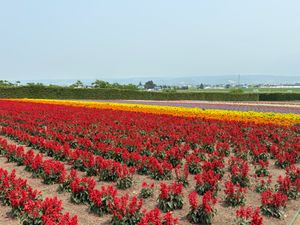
[0,99,299,225]
[98,100,300,114]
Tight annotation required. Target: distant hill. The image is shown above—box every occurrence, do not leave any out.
[10,75,300,86]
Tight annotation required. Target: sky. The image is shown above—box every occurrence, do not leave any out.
[0,0,300,81]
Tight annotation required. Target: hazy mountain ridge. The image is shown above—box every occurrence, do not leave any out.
[8,75,300,86]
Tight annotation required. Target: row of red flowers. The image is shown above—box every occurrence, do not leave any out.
[0,100,299,224]
[0,100,298,173]
[0,132,269,225]
[0,166,78,225]
[0,137,180,224]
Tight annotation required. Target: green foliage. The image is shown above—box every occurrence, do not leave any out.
[158,193,183,212]
[116,177,133,190]
[260,204,285,219]
[69,80,85,88]
[144,80,156,89]
[188,163,202,174]
[41,172,61,185]
[99,169,118,182]
[150,169,173,180]
[110,213,142,225]
[196,183,218,196]
[231,174,250,188]
[0,86,261,101]
[187,209,215,225]
[0,80,14,87]
[162,88,177,93]
[229,88,244,94]
[92,79,138,90]
[71,189,90,204]
[92,80,110,88]
[139,187,154,199]
[25,82,45,87]
[2,86,298,101]
[259,93,300,101]
[255,167,269,177]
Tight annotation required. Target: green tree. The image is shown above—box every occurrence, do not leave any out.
[110,82,121,89]
[15,81,21,86]
[144,80,156,89]
[124,84,138,90]
[26,82,45,87]
[69,80,84,88]
[91,80,110,88]
[0,80,14,87]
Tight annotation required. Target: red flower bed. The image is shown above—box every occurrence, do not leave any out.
[0,167,78,225]
[0,99,299,224]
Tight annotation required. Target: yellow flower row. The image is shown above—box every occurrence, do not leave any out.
[7,99,300,126]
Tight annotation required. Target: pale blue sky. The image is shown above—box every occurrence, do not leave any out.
[0,0,300,80]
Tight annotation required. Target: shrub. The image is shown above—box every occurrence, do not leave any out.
[175,164,189,187]
[195,170,220,196]
[202,157,225,178]
[254,160,269,177]
[254,176,272,193]
[224,181,247,207]
[70,177,96,204]
[234,207,263,225]
[25,154,44,177]
[0,86,260,101]
[187,191,217,224]
[158,182,183,212]
[139,182,155,199]
[260,190,288,218]
[186,154,202,174]
[109,195,143,225]
[41,160,65,184]
[6,145,25,166]
[166,147,183,167]
[116,166,135,190]
[138,208,178,225]
[89,186,117,216]
[274,150,298,169]
[252,148,268,162]
[285,165,300,182]
[216,142,230,157]
[150,160,173,180]
[230,161,250,187]
[276,175,299,200]
[21,197,77,225]
[259,93,300,101]
[98,160,119,182]
[58,169,77,193]
[8,186,38,217]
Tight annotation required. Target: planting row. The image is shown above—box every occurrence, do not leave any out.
[0,100,299,224]
[0,165,77,225]
[4,99,300,126]
[0,137,179,224]
[99,99,300,114]
[0,136,270,225]
[0,101,298,173]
